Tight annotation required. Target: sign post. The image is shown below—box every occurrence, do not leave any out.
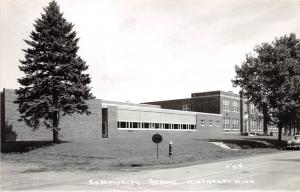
[152,133,163,159]
[169,140,173,156]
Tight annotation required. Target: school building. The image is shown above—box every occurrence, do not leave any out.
[144,90,269,135]
[1,88,222,141]
[2,88,288,142]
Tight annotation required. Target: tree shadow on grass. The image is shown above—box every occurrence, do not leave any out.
[246,138,287,149]
[1,140,67,153]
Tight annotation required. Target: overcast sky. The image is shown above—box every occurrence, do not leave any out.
[1,0,299,103]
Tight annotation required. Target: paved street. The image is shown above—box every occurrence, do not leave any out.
[1,151,300,191]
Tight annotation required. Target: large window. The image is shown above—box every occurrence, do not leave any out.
[155,123,160,129]
[223,118,230,130]
[258,121,262,130]
[232,119,239,130]
[164,123,170,129]
[244,103,248,114]
[233,101,239,113]
[117,121,196,131]
[251,119,256,131]
[173,124,179,129]
[223,99,230,111]
[144,122,150,128]
[250,104,256,114]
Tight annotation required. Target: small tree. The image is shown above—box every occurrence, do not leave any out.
[15,1,94,143]
[233,33,300,145]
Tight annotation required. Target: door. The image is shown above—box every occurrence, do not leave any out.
[102,108,108,138]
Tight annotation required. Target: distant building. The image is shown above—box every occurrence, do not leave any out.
[144,90,267,135]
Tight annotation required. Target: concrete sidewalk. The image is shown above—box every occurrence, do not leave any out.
[1,151,300,191]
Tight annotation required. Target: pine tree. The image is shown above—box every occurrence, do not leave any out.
[15,1,94,143]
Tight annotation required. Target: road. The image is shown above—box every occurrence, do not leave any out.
[1,151,300,191]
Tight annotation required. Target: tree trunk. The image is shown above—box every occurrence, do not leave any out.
[297,120,300,134]
[278,124,283,146]
[52,111,59,143]
[263,105,268,135]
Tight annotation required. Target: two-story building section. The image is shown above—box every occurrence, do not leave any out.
[145,90,265,135]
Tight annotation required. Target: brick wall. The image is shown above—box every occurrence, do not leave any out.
[107,106,118,138]
[191,96,221,114]
[110,129,197,141]
[196,113,223,136]
[0,91,4,142]
[104,112,223,140]
[145,98,191,111]
[145,96,221,114]
[1,89,102,141]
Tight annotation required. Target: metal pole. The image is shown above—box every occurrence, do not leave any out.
[157,143,158,159]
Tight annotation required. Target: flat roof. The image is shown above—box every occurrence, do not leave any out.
[191,90,240,98]
[104,101,221,116]
[102,100,161,108]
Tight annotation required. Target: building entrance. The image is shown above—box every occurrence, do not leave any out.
[102,108,108,138]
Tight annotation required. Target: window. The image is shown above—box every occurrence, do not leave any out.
[223,99,230,111]
[174,124,179,129]
[144,122,150,128]
[191,125,196,130]
[201,120,205,126]
[216,120,220,127]
[244,103,248,114]
[118,121,127,128]
[251,119,256,131]
[164,123,170,129]
[208,120,213,126]
[236,119,239,130]
[232,119,239,130]
[223,118,230,130]
[182,104,190,111]
[150,123,155,129]
[155,123,160,129]
[250,104,255,114]
[257,121,262,130]
[132,122,138,128]
[117,121,196,131]
[233,101,239,113]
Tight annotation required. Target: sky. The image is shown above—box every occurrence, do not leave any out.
[1,0,300,103]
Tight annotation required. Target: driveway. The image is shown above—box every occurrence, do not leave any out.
[1,151,300,191]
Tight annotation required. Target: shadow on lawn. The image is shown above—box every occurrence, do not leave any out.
[1,141,66,153]
[207,138,287,149]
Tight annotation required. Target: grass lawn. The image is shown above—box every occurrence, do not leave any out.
[1,134,289,172]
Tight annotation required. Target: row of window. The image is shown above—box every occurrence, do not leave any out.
[223,99,239,113]
[223,118,240,130]
[200,119,220,127]
[117,121,196,130]
[249,104,263,115]
[250,119,262,131]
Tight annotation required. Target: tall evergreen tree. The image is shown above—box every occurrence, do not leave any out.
[15,1,94,143]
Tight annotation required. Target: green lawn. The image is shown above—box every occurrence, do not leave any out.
[1,135,288,172]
